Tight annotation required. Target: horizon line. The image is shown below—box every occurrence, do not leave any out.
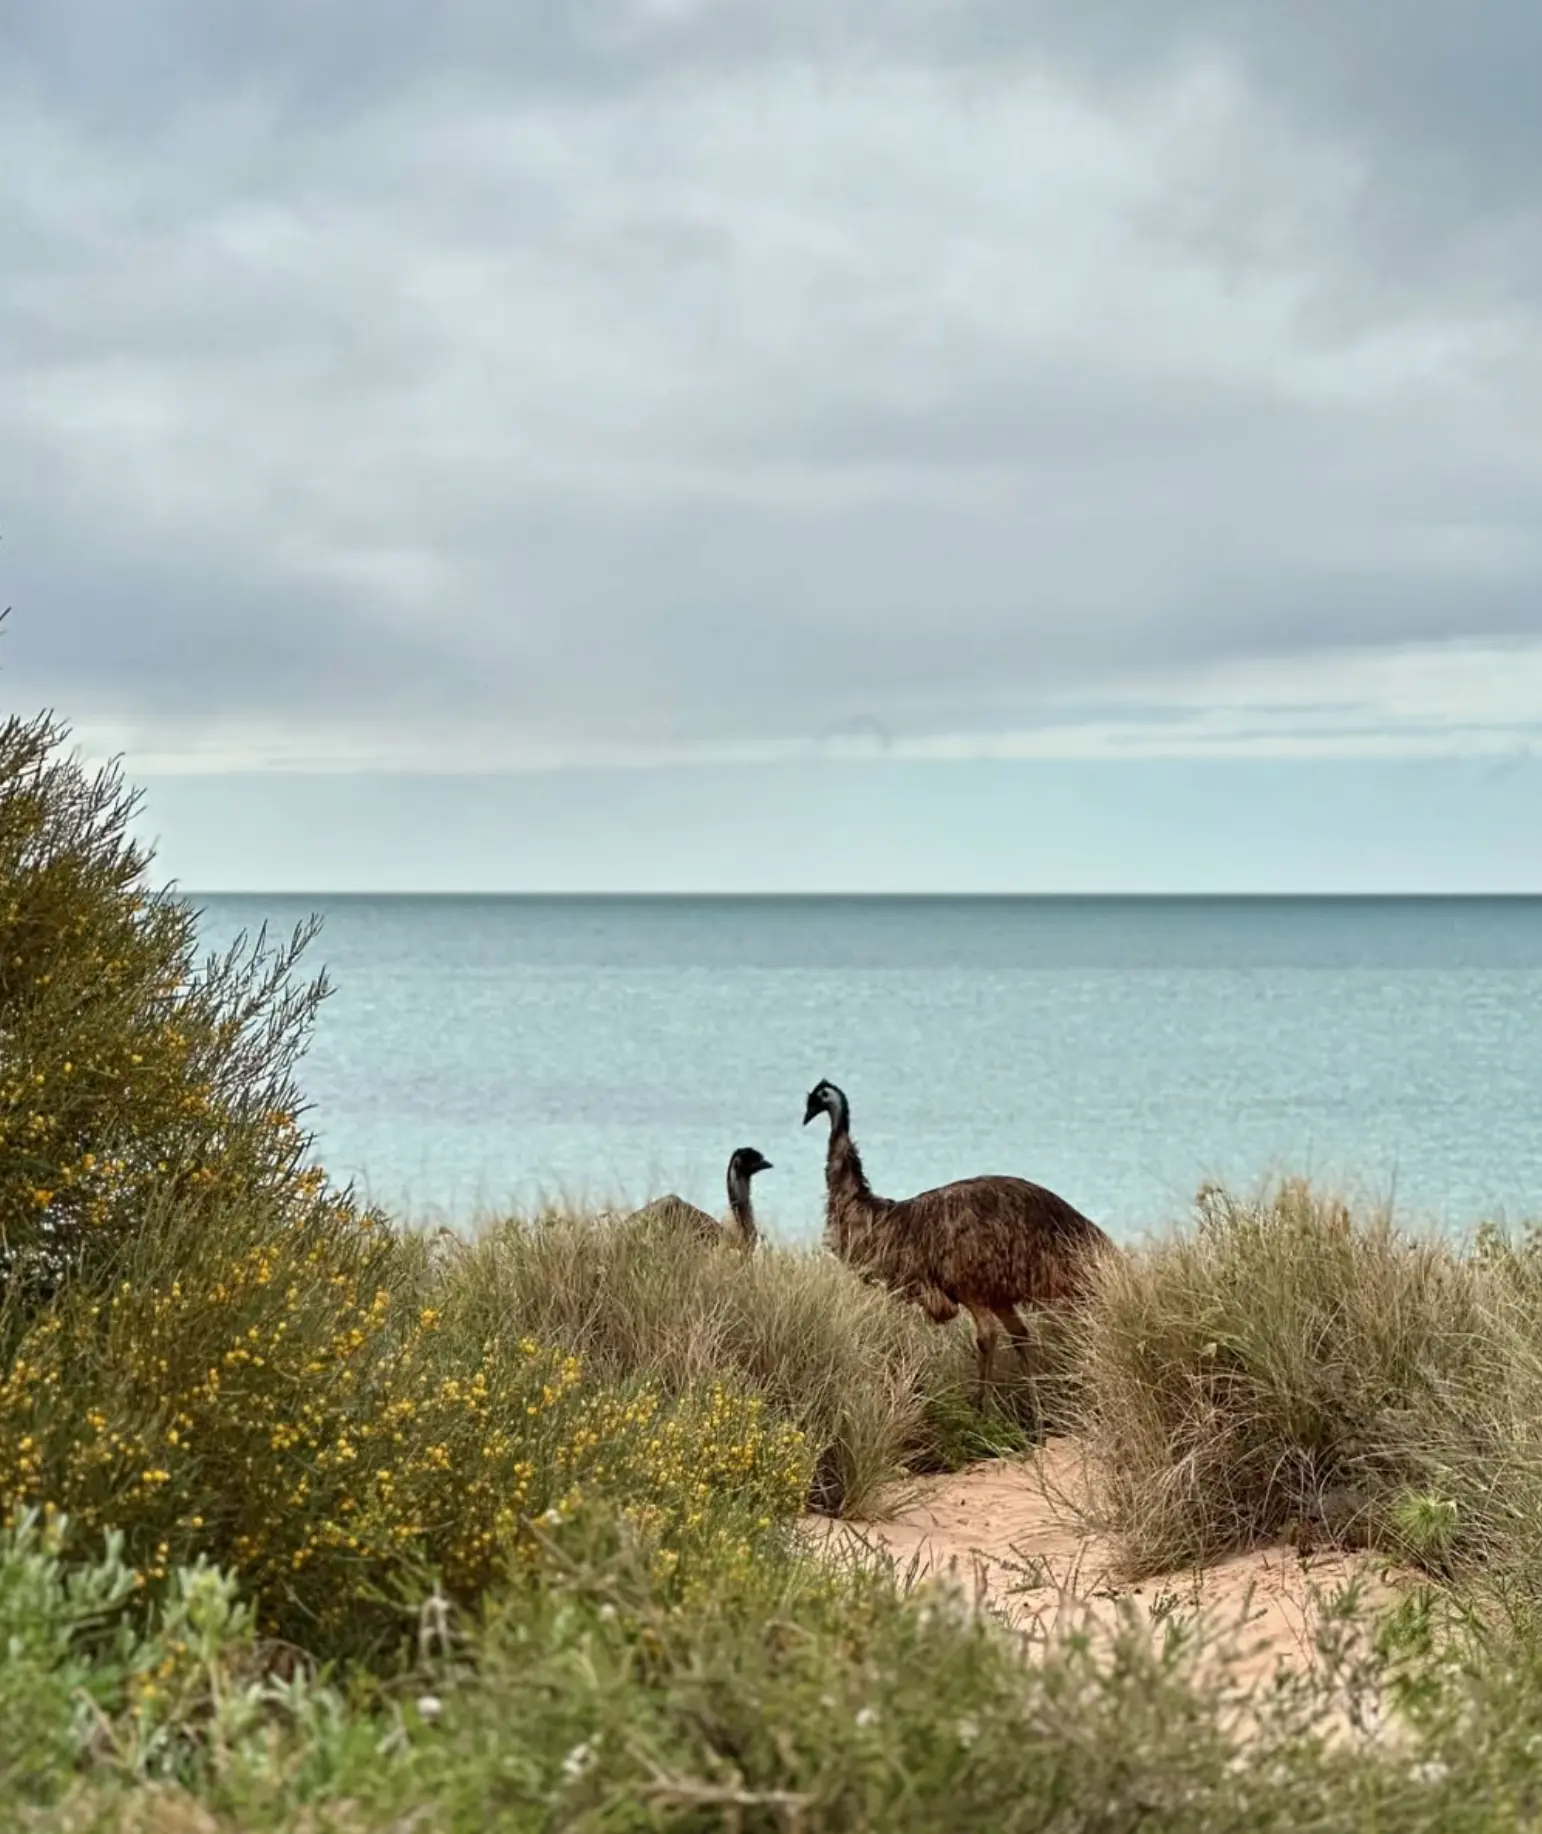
[181,887,1542,901]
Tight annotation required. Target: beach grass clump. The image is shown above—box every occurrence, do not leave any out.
[1078,1176,1542,1587]
[438,1204,1031,1515]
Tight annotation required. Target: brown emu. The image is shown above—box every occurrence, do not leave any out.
[802,1079,1111,1412]
[629,1146,771,1252]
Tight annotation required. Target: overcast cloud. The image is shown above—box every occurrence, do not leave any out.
[4,0,1542,772]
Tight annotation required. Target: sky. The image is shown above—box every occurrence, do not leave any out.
[3,0,1541,891]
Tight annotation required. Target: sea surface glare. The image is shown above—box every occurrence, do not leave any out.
[192,895,1542,1244]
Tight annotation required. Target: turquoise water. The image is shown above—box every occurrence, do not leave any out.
[192,896,1542,1244]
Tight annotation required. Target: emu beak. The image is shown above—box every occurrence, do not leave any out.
[802,1097,819,1125]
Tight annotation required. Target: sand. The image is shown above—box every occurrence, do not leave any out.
[805,1437,1404,1720]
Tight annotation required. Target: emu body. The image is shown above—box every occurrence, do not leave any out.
[628,1146,770,1252]
[804,1080,1110,1412]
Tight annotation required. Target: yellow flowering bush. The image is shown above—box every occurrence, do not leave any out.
[0,1188,810,1657]
[0,709,332,1308]
[0,699,812,1664]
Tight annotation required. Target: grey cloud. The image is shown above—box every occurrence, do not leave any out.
[979,3,1542,314]
[14,2,1541,203]
[3,0,1542,765]
[5,514,443,724]
[3,2,641,121]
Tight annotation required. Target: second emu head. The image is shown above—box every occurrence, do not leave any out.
[726,1145,772,1251]
[727,1145,773,1187]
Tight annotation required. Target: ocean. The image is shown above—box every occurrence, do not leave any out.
[191,895,1542,1244]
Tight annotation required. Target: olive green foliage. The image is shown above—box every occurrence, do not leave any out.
[0,1509,331,1801]
[0,707,810,1665]
[0,1187,810,1663]
[0,708,329,1309]
[19,1504,1542,1833]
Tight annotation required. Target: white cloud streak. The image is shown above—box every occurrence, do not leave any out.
[62,639,1542,774]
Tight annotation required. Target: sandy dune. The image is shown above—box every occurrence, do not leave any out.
[807,1438,1403,1708]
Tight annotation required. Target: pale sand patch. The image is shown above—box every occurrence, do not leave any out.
[804,1436,1406,1728]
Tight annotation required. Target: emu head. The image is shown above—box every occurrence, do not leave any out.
[727,1146,773,1183]
[802,1079,847,1129]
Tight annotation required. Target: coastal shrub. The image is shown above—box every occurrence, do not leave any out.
[408,1523,1289,1834]
[0,709,332,1312]
[1079,1177,1542,1587]
[0,1188,809,1660]
[0,708,813,1658]
[0,1494,1338,1829]
[25,1501,1542,1834]
[0,1507,348,1804]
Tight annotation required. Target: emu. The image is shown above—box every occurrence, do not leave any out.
[802,1078,1111,1413]
[628,1146,771,1252]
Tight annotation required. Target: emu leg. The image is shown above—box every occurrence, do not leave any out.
[964,1304,1000,1411]
[995,1305,1043,1437]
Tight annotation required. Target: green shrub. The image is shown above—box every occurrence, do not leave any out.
[0,709,332,1312]
[35,1494,1542,1833]
[0,1508,132,1802]
[0,1502,1377,1833]
[0,1507,364,1810]
[0,1193,810,1661]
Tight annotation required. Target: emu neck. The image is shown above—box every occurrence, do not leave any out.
[823,1105,887,1265]
[824,1096,872,1199]
[726,1168,758,1249]
[825,1125,873,1204]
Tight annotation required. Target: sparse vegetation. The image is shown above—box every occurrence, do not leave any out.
[13,690,1542,1828]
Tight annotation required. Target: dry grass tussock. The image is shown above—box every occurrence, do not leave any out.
[434,1203,1042,1516]
[1079,1176,1542,1593]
